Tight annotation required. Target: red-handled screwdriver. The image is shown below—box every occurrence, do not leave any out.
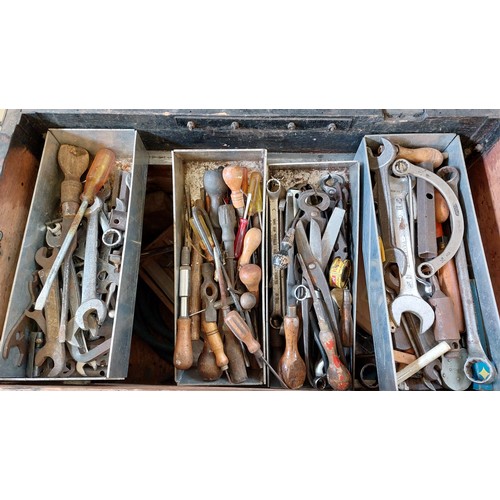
[233,189,253,259]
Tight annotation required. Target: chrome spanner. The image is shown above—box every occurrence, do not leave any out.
[389,176,435,334]
[436,166,496,384]
[392,159,464,278]
[75,197,107,331]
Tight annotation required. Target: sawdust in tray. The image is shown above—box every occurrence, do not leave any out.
[184,160,263,200]
[268,165,350,191]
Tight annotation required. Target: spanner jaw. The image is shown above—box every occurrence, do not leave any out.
[75,299,107,331]
[390,295,435,335]
[464,358,497,385]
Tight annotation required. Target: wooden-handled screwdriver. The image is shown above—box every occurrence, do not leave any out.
[239,264,261,302]
[238,228,262,268]
[35,148,115,311]
[224,310,288,388]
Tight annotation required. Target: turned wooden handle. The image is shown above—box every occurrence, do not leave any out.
[238,228,261,267]
[279,316,306,389]
[202,319,229,370]
[239,264,261,302]
[58,145,90,214]
[222,166,246,211]
[224,310,261,355]
[174,317,193,370]
[318,327,351,391]
[396,145,447,168]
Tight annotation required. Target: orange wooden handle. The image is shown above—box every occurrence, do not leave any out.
[81,149,115,204]
[279,316,306,389]
[222,166,246,210]
[224,311,261,355]
[238,228,261,267]
[438,258,465,333]
[396,145,447,168]
[202,320,229,370]
[318,329,351,391]
[174,317,193,370]
[239,264,261,302]
[435,191,449,224]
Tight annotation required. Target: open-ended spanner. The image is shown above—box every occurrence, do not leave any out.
[436,166,496,384]
[75,197,107,331]
[267,178,285,331]
[392,159,464,279]
[34,247,65,377]
[389,176,435,334]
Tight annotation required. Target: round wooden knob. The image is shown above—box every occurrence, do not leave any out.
[239,264,261,302]
[240,292,257,311]
[238,228,261,267]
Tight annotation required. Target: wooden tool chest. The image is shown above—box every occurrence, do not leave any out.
[0,109,499,390]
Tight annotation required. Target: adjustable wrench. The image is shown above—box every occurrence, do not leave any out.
[388,176,435,334]
[75,197,107,332]
[436,166,496,384]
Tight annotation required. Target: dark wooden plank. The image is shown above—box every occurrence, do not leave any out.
[0,146,39,332]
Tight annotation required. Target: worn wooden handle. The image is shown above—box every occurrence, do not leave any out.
[279,316,306,389]
[396,145,447,168]
[318,326,351,391]
[197,338,222,381]
[202,320,229,369]
[174,317,193,370]
[239,264,261,302]
[238,228,261,267]
[223,324,248,384]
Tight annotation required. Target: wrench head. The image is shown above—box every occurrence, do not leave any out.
[464,357,497,385]
[390,295,435,334]
[371,138,398,171]
[34,343,66,377]
[75,299,107,331]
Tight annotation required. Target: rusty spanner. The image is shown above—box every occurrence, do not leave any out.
[34,247,66,377]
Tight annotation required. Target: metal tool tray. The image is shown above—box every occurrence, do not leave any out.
[355,133,500,390]
[0,129,148,381]
[267,156,360,388]
[172,149,268,386]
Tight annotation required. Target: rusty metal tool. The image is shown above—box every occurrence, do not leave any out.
[297,253,351,390]
[173,205,193,370]
[436,166,496,384]
[34,247,65,377]
[224,310,287,388]
[428,275,461,356]
[222,166,246,217]
[203,167,227,229]
[35,149,115,311]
